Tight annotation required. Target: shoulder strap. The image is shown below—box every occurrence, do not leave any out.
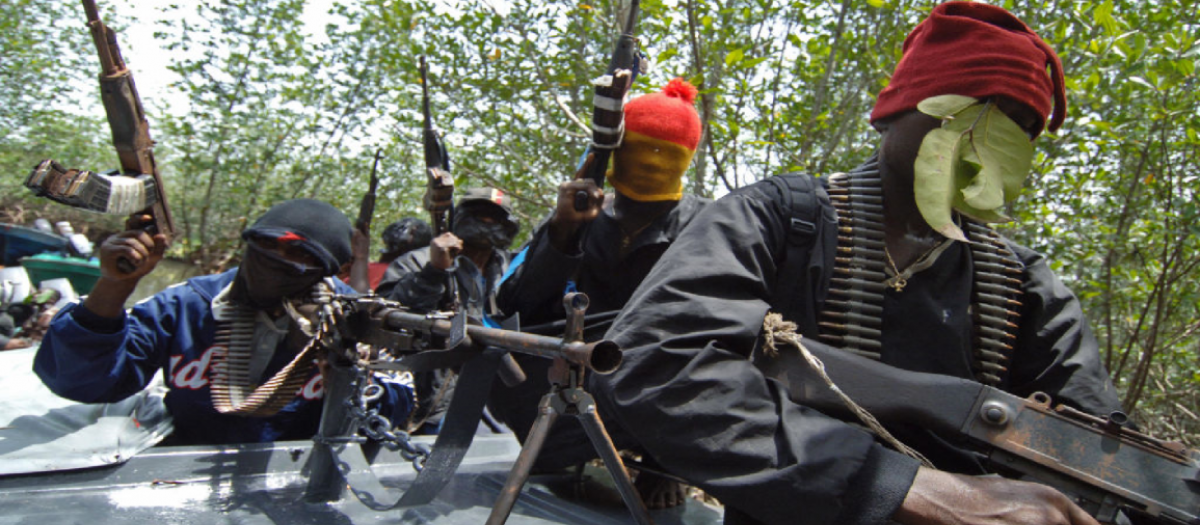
[764,173,836,335]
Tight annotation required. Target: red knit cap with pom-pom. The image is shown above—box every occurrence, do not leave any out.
[623,77,701,150]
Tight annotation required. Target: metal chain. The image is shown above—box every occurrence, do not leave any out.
[342,351,431,472]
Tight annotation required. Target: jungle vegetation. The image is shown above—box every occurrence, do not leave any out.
[2,0,1196,443]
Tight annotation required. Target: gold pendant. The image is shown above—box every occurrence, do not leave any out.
[885,276,907,292]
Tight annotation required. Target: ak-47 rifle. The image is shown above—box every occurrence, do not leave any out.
[26,0,175,273]
[420,56,454,235]
[302,293,651,525]
[415,55,468,346]
[754,337,1200,525]
[356,149,383,235]
[573,0,644,211]
[346,149,383,293]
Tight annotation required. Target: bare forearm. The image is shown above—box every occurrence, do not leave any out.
[82,277,140,318]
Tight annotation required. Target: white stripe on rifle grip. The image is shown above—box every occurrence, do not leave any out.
[591,122,625,149]
[592,93,625,112]
[107,174,152,215]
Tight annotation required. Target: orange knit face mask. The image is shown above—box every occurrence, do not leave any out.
[610,132,694,201]
[609,78,701,202]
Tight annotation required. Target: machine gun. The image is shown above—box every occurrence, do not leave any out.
[573,0,645,211]
[302,292,652,524]
[26,0,175,273]
[754,337,1200,525]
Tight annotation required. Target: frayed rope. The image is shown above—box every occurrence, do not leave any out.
[762,313,935,468]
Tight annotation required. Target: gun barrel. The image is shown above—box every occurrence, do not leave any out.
[381,309,622,374]
[622,0,641,35]
[83,0,121,76]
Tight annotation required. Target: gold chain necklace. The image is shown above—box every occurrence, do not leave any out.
[883,241,943,292]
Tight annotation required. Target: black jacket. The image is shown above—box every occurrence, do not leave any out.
[598,172,1122,525]
[376,246,510,322]
[487,194,710,448]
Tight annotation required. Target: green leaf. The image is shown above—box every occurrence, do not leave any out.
[725,48,745,66]
[972,104,1033,204]
[917,94,978,119]
[913,127,968,241]
[1129,76,1156,90]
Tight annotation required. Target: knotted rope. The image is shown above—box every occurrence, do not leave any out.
[762,313,935,468]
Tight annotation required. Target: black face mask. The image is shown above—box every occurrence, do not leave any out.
[233,243,325,309]
[454,215,514,250]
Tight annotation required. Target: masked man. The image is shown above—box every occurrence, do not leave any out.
[376,188,520,433]
[490,78,710,508]
[590,4,1121,525]
[35,199,415,445]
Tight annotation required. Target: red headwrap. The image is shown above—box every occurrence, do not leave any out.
[870,1,1066,136]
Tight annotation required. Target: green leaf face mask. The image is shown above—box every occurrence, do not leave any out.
[912,95,1034,241]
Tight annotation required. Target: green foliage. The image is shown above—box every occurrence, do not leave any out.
[2,0,1196,443]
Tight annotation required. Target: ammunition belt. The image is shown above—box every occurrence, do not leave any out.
[816,161,1024,386]
[210,283,333,417]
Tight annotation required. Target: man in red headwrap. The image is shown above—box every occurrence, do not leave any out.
[490,77,711,508]
[583,3,1121,525]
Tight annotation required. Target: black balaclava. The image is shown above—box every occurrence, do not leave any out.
[234,199,352,309]
[453,202,516,251]
[380,217,433,258]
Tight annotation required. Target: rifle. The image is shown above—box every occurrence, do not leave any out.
[754,337,1200,525]
[346,149,383,292]
[356,149,383,235]
[420,56,454,235]
[26,0,175,273]
[302,293,651,524]
[573,0,644,211]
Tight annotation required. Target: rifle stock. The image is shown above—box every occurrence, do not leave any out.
[754,338,1200,525]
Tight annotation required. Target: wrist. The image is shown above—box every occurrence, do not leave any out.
[547,218,582,253]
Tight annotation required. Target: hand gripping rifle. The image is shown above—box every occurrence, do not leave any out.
[573,0,644,211]
[26,0,175,273]
[416,56,469,347]
[303,293,653,524]
[754,338,1200,525]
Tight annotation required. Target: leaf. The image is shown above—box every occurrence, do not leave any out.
[1128,76,1156,90]
[866,0,886,7]
[916,94,978,119]
[964,104,1032,209]
[725,49,745,66]
[913,127,968,241]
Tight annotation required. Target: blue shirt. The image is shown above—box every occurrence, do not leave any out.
[34,269,414,445]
